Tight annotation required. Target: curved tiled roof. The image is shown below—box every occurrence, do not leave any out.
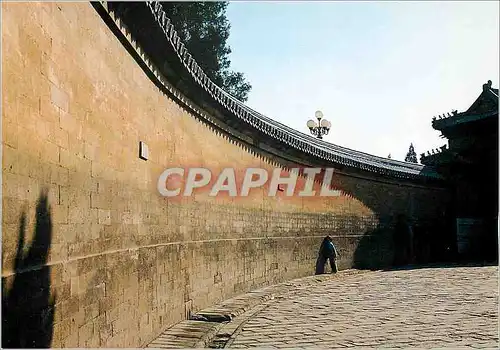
[109,1,442,180]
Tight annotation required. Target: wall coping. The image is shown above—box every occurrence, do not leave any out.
[95,1,442,181]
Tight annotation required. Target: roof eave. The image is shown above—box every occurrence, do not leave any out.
[101,1,443,181]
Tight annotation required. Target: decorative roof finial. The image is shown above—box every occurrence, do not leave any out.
[483,80,493,91]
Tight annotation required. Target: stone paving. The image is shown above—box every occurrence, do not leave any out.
[229,266,498,349]
[149,265,499,349]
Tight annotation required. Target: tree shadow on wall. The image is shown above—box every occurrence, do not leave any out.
[2,189,56,348]
[352,221,395,271]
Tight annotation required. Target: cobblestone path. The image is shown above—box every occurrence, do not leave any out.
[228,266,498,349]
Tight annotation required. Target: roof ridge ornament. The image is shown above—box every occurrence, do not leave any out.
[483,80,493,91]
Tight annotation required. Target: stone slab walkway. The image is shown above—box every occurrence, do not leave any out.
[148,265,499,349]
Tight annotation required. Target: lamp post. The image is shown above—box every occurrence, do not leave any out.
[307,110,331,139]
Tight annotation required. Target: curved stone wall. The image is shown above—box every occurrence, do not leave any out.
[2,2,449,348]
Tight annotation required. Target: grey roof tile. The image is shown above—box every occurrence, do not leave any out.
[142,1,441,180]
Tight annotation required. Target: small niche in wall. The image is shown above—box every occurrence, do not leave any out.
[139,141,149,161]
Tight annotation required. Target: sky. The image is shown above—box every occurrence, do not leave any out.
[224,1,499,161]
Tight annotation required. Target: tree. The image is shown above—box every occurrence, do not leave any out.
[405,143,418,163]
[161,2,252,102]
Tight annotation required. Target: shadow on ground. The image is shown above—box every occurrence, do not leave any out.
[381,260,499,272]
[2,189,56,348]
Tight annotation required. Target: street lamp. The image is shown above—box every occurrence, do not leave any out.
[307,110,331,139]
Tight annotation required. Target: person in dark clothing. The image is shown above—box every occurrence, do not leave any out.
[315,236,340,274]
